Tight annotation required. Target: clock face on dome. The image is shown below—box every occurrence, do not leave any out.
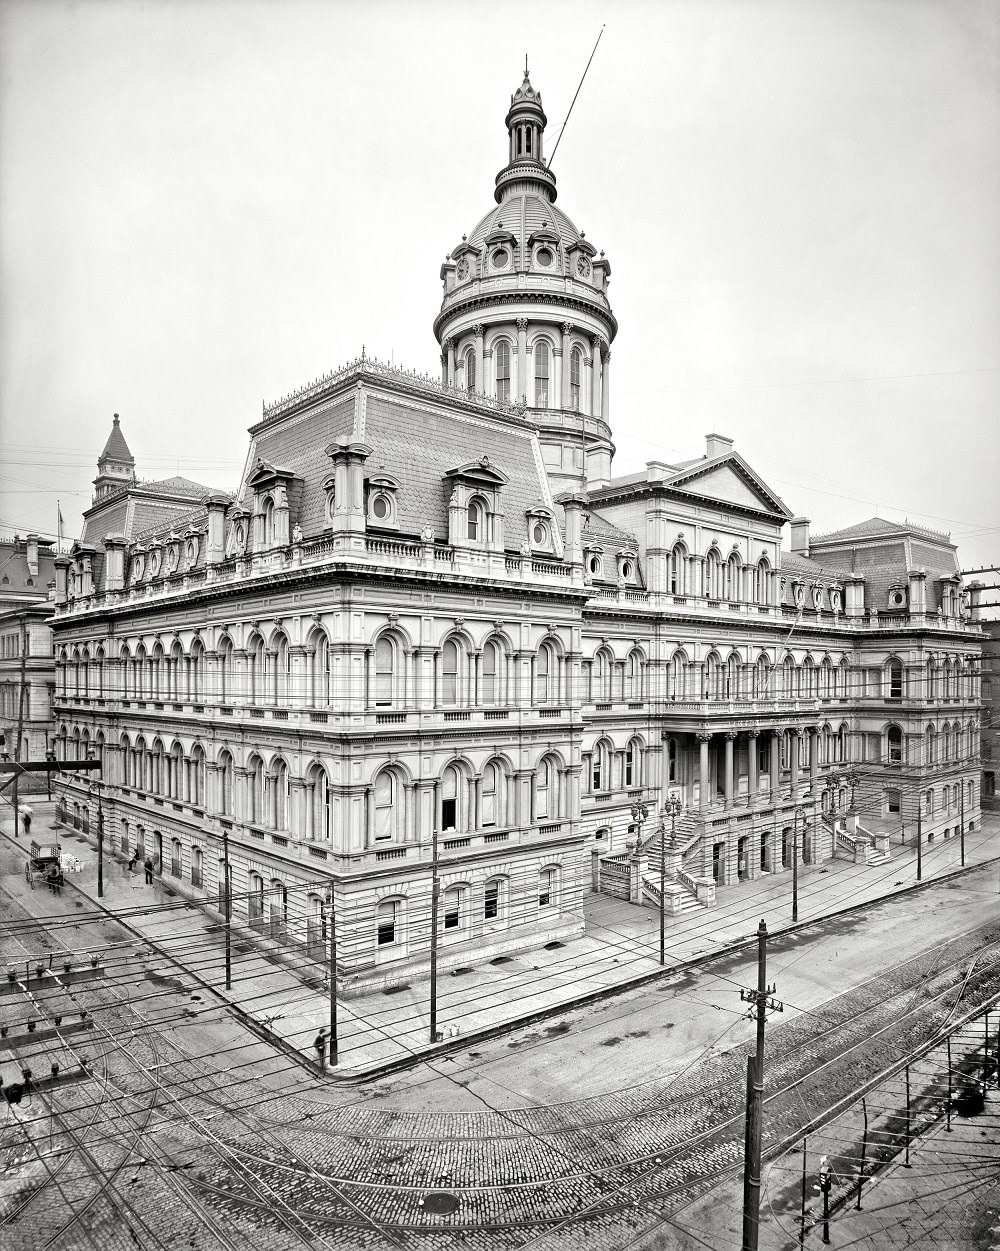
[576,256,591,278]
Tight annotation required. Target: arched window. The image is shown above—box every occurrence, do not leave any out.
[247,634,265,704]
[170,838,182,877]
[534,754,559,819]
[190,744,205,807]
[247,755,265,825]
[464,346,476,392]
[311,632,329,706]
[262,497,275,548]
[782,655,796,698]
[374,634,396,708]
[704,653,721,700]
[725,554,742,601]
[150,642,164,700]
[441,764,462,832]
[669,650,688,700]
[625,738,642,788]
[192,847,203,889]
[467,497,485,542]
[725,654,740,699]
[272,633,290,705]
[925,725,937,766]
[441,638,461,705]
[218,636,233,705]
[625,650,643,701]
[189,638,204,702]
[534,340,550,408]
[595,648,613,702]
[887,725,903,764]
[218,750,234,816]
[754,558,770,605]
[374,769,402,843]
[248,873,265,926]
[495,339,511,402]
[481,760,502,828]
[569,346,582,411]
[482,639,501,705]
[888,659,903,700]
[535,640,557,704]
[169,742,184,799]
[705,549,722,599]
[591,740,611,792]
[669,545,687,595]
[306,762,330,841]
[271,758,289,830]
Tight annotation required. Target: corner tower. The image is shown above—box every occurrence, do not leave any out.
[93,413,136,501]
[434,70,617,491]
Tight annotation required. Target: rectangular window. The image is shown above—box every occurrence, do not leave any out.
[377,901,396,946]
[484,881,500,921]
[444,897,460,930]
[441,797,457,831]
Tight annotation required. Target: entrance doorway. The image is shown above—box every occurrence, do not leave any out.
[781,827,792,869]
[712,842,724,884]
[760,835,769,873]
[738,836,749,881]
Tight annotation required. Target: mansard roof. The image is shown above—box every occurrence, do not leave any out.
[811,516,955,548]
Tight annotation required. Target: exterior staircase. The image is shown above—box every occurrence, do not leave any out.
[638,812,707,912]
[827,816,891,867]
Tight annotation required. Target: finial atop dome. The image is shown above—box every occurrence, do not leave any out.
[498,64,556,204]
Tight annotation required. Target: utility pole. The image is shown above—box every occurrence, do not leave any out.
[792,804,805,923]
[740,919,783,1251]
[429,817,440,1043]
[327,879,338,1065]
[916,803,922,881]
[88,772,104,899]
[960,783,965,867]
[661,797,681,965]
[12,614,26,837]
[222,825,232,990]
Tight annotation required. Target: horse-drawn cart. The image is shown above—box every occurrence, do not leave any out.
[25,840,61,890]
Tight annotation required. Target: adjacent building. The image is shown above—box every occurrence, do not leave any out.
[49,74,983,993]
[0,533,58,777]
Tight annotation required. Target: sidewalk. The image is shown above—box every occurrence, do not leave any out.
[3,798,1000,1080]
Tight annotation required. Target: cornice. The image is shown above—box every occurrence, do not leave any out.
[434,290,618,344]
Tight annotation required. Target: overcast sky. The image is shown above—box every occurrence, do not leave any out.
[1,0,997,570]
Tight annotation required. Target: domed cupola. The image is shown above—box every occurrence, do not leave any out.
[435,69,618,493]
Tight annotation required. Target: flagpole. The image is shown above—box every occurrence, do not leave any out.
[57,500,63,552]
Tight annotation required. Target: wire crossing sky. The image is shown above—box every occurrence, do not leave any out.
[0,0,997,562]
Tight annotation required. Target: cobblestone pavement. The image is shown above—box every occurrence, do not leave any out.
[5,872,1000,1250]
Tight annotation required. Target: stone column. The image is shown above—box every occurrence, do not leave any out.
[445,338,456,387]
[474,324,485,392]
[809,727,819,795]
[516,319,528,403]
[601,350,611,421]
[591,337,602,416]
[770,730,781,799]
[790,730,801,802]
[560,322,573,408]
[724,732,736,809]
[748,731,759,796]
[698,733,711,813]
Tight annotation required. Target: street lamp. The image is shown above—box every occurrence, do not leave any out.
[661,796,683,966]
[87,778,104,899]
[323,882,338,1066]
[792,804,806,923]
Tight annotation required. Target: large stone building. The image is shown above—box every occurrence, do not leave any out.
[0,533,58,776]
[50,74,983,992]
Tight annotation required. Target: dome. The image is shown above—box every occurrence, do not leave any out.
[464,197,585,275]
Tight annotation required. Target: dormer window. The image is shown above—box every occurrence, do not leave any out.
[536,246,553,268]
[491,248,509,270]
[467,498,484,541]
[586,550,604,580]
[365,473,400,530]
[532,520,548,547]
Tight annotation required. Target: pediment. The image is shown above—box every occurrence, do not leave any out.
[668,456,791,518]
[444,458,510,487]
[247,457,296,489]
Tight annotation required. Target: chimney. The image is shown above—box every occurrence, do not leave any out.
[103,535,127,592]
[54,555,71,606]
[560,493,587,568]
[203,495,229,565]
[26,534,39,576]
[705,433,734,460]
[789,518,811,557]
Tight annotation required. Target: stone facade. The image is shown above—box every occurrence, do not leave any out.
[49,74,983,991]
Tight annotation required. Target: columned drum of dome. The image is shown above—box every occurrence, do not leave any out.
[436,72,618,493]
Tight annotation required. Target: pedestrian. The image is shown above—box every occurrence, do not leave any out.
[47,865,58,894]
[55,867,64,896]
[128,848,139,872]
[313,1030,326,1072]
[143,857,154,885]
[22,810,31,836]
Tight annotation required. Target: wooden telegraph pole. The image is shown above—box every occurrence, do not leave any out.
[740,919,783,1251]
